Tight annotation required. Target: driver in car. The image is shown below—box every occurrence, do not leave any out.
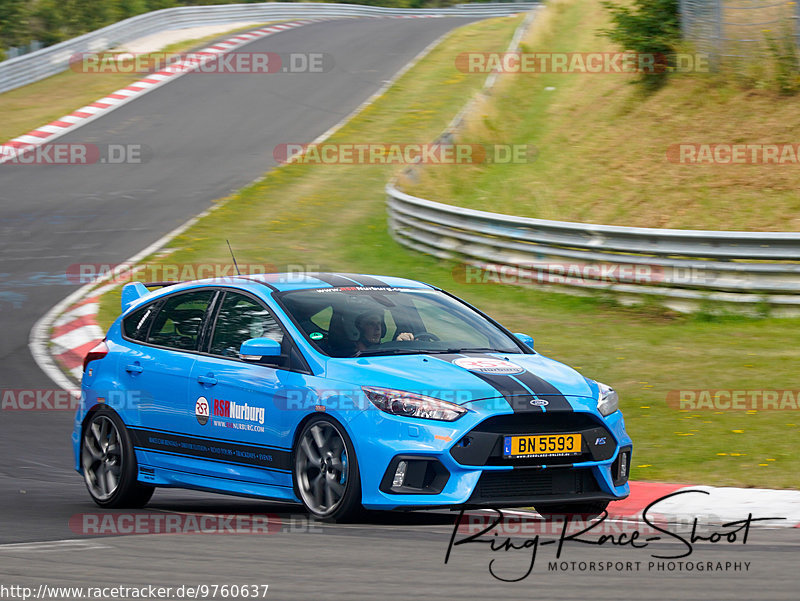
[354,310,414,353]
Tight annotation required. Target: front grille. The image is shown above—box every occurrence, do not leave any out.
[451,411,614,467]
[471,412,603,434]
[468,468,601,504]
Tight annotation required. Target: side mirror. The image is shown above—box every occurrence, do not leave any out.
[239,337,282,361]
[513,333,534,350]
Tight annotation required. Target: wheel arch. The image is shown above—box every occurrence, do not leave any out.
[290,411,364,518]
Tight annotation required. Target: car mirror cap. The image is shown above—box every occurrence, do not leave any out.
[239,337,282,360]
[513,332,534,349]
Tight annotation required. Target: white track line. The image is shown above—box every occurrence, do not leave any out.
[0,539,109,552]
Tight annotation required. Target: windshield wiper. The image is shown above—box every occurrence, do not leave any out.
[425,347,508,354]
[353,348,427,357]
[354,347,514,358]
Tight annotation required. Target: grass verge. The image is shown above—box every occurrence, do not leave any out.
[94,13,800,489]
[403,0,800,232]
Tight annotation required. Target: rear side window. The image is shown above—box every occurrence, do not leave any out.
[122,302,158,341]
[209,292,283,358]
[146,290,216,351]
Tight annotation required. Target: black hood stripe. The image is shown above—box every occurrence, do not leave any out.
[511,371,572,411]
[430,353,573,413]
[469,371,543,413]
[309,273,363,287]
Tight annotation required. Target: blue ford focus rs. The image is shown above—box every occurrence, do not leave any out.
[73,273,632,521]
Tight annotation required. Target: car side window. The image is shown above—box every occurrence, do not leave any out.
[146,290,215,351]
[122,302,158,341]
[209,292,283,358]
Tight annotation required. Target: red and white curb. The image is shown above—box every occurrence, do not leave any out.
[0,14,469,165]
[492,482,800,529]
[0,20,317,164]
[49,295,105,382]
[604,481,800,528]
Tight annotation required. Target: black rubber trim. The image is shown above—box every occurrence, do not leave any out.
[465,467,606,506]
[143,462,294,487]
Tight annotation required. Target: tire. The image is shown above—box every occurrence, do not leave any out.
[533,500,610,520]
[293,416,362,522]
[81,408,154,508]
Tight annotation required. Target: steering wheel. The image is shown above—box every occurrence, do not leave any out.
[415,332,440,342]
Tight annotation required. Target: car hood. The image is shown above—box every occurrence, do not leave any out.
[324,352,596,406]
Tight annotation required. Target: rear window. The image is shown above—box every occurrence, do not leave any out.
[145,290,216,351]
[122,302,158,341]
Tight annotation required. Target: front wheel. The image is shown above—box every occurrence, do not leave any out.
[81,408,154,508]
[293,417,362,522]
[533,500,609,519]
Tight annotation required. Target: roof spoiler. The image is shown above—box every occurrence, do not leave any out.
[121,282,149,311]
[120,281,185,311]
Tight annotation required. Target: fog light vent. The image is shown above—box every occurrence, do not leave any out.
[392,460,408,487]
[380,456,450,495]
[618,452,628,480]
[612,447,632,487]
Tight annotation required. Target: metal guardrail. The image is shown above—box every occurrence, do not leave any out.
[383,2,800,314]
[0,2,536,94]
[386,183,800,312]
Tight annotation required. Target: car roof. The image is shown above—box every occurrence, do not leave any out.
[246,273,434,293]
[148,272,434,295]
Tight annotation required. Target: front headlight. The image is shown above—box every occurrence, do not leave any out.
[597,381,619,416]
[362,386,467,422]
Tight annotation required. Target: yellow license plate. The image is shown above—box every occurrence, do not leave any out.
[503,434,582,457]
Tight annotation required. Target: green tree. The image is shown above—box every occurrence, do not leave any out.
[0,0,31,51]
[602,0,681,89]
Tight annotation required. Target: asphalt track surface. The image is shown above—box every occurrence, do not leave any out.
[0,16,797,601]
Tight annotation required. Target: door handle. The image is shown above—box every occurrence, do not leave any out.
[125,364,143,374]
[197,374,217,386]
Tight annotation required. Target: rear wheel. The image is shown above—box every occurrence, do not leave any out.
[81,409,154,508]
[533,500,609,519]
[294,417,362,522]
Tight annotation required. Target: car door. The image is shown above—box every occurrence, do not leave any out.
[119,288,218,472]
[187,289,306,488]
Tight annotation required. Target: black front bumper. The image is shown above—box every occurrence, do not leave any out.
[463,467,617,507]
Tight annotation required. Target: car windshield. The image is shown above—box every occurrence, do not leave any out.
[277,286,523,358]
